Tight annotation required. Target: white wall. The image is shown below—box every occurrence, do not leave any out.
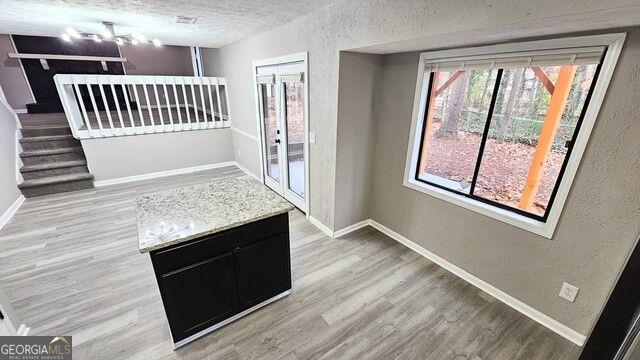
[81,128,234,183]
[0,88,20,225]
[201,0,640,231]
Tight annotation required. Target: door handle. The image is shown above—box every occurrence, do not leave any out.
[275,139,281,144]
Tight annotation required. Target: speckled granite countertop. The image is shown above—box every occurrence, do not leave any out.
[136,176,294,253]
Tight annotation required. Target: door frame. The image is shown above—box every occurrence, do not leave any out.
[252,52,310,214]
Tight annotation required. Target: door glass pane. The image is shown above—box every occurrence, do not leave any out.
[260,83,279,181]
[474,64,599,216]
[284,81,305,197]
[417,69,498,194]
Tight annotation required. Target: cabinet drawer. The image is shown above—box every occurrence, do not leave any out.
[151,213,288,274]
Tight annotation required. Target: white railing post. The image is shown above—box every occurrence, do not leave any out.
[53,74,230,139]
[53,74,83,138]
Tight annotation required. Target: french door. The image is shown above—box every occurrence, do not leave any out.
[256,61,307,212]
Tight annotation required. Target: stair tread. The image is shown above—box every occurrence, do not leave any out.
[21,125,71,129]
[20,160,87,172]
[19,173,94,188]
[21,147,83,157]
[20,134,76,142]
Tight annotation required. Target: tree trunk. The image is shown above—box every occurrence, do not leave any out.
[500,69,524,140]
[436,72,469,139]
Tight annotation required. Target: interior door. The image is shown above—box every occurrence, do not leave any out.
[256,62,307,212]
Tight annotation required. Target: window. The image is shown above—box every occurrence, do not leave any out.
[404,34,626,237]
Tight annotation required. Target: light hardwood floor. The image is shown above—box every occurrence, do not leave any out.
[0,166,580,359]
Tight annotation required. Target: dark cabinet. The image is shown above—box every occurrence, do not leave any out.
[235,234,291,309]
[160,253,239,340]
[149,213,291,346]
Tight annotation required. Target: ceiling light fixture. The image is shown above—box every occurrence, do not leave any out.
[132,33,146,42]
[59,22,160,47]
[66,27,81,39]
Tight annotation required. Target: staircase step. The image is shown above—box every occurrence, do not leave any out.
[20,134,80,151]
[21,159,87,172]
[20,147,85,166]
[20,134,75,142]
[21,147,83,157]
[21,126,72,137]
[18,173,94,198]
[20,160,89,180]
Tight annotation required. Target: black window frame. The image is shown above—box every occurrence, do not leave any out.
[413,58,604,222]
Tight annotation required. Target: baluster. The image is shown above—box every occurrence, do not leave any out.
[142,78,156,132]
[131,81,146,133]
[206,78,216,129]
[181,79,192,127]
[198,79,207,128]
[109,77,126,134]
[72,76,93,135]
[162,77,174,130]
[171,78,183,129]
[121,83,135,132]
[152,78,165,130]
[214,79,224,129]
[97,76,115,135]
[189,78,200,127]
[86,76,105,137]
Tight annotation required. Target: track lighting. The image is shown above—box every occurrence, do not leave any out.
[66,27,81,39]
[59,22,160,47]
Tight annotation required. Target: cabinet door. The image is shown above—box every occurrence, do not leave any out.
[160,253,239,342]
[234,234,291,309]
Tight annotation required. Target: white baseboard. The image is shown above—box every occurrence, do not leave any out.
[233,161,261,181]
[308,216,334,238]
[94,161,237,187]
[0,195,25,231]
[365,219,586,346]
[333,219,372,238]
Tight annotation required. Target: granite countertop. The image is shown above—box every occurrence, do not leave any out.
[136,175,294,253]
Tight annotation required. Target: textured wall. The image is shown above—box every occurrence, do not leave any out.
[334,52,382,229]
[0,34,32,110]
[81,129,234,182]
[369,29,640,335]
[201,0,640,230]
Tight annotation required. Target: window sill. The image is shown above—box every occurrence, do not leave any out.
[403,178,556,238]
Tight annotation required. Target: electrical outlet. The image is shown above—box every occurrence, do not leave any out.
[559,282,579,302]
[309,132,316,144]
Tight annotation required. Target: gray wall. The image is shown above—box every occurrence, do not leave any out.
[119,43,193,76]
[0,34,32,111]
[334,52,382,229]
[369,29,640,335]
[81,128,234,182]
[0,94,20,218]
[200,0,640,230]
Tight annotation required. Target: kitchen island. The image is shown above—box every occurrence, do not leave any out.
[136,175,294,349]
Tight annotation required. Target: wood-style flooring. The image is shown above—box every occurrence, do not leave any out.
[0,166,580,359]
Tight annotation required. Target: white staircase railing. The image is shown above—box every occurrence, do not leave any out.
[54,74,230,139]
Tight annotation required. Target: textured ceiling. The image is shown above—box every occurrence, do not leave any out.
[0,0,341,48]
